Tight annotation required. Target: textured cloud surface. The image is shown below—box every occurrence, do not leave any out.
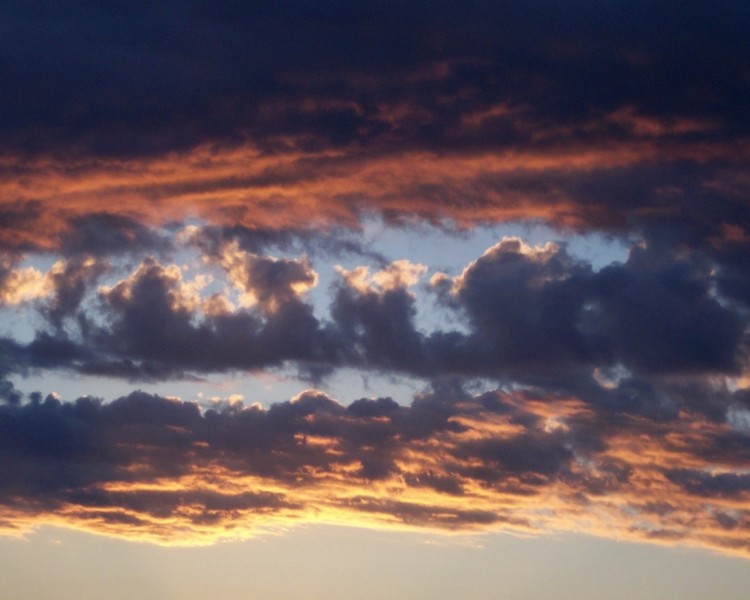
[1,1,749,556]
[1,384,748,555]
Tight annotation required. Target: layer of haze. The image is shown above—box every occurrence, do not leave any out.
[4,527,750,600]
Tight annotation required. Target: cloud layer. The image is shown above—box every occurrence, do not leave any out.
[0,383,748,555]
[1,1,749,556]
[1,1,748,252]
[2,235,747,383]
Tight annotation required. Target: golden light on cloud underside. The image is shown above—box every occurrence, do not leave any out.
[1,390,747,557]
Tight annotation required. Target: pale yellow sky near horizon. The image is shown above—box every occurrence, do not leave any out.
[3,524,749,600]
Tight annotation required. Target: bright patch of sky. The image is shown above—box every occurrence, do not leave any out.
[4,525,749,600]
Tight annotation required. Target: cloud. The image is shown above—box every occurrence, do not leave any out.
[0,382,747,555]
[0,378,22,405]
[0,255,107,338]
[331,261,428,373]
[217,241,318,313]
[1,234,747,390]
[64,255,327,379]
[0,1,746,256]
[1,1,747,157]
[59,213,171,257]
[1,0,750,560]
[438,237,744,376]
[3,139,747,256]
[336,260,427,294]
[0,260,51,305]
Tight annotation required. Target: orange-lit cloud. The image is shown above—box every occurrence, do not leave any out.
[0,386,747,556]
[336,260,427,295]
[216,241,318,313]
[2,127,747,252]
[0,256,102,307]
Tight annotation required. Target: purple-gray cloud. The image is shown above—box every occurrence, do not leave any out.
[0,383,747,553]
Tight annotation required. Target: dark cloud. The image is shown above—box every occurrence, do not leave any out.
[1,1,747,157]
[456,431,574,479]
[331,281,427,374]
[223,250,318,314]
[326,238,746,382]
[589,249,743,373]
[1,235,746,397]
[666,469,750,498]
[337,497,504,529]
[443,238,598,370]
[190,224,387,266]
[43,256,108,327]
[0,378,22,405]
[59,213,171,257]
[0,201,49,252]
[0,382,747,553]
[0,254,17,294]
[41,256,332,380]
[0,0,746,261]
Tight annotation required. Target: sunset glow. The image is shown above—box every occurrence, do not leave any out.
[2,2,750,598]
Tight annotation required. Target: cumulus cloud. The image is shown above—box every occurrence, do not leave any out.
[336,260,427,295]
[1,235,747,388]
[430,237,745,376]
[217,241,318,313]
[0,255,105,316]
[0,262,51,305]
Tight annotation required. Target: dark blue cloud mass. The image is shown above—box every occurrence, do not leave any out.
[0,0,748,157]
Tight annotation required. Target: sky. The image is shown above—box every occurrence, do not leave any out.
[1,1,750,598]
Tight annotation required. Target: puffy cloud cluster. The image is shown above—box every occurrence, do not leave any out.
[0,261,51,306]
[2,234,749,403]
[218,241,318,313]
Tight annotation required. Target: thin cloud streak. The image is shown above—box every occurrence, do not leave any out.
[1,125,747,252]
